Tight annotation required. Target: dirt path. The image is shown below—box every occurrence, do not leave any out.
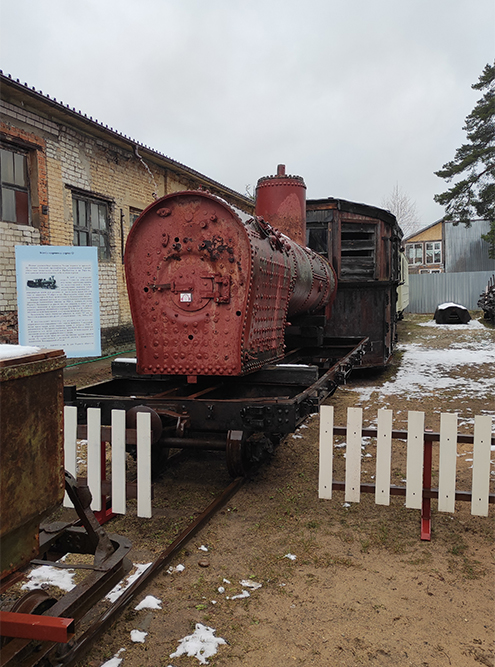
[69,314,494,667]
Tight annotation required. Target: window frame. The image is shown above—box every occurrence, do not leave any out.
[425,241,442,265]
[0,144,31,225]
[406,242,424,265]
[72,192,111,260]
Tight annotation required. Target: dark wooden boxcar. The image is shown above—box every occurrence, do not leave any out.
[306,198,404,368]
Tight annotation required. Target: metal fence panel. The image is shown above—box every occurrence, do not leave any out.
[406,271,495,313]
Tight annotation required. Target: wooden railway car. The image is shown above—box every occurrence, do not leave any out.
[306,197,405,367]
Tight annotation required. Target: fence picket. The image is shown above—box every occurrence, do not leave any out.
[405,411,425,510]
[375,409,393,506]
[345,408,362,503]
[318,405,334,499]
[111,410,127,515]
[87,408,102,512]
[471,415,492,517]
[137,411,152,518]
[63,406,77,508]
[438,413,458,513]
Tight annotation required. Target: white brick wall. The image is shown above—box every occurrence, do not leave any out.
[98,263,119,328]
[0,221,41,310]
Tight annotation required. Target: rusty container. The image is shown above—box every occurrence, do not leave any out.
[255,164,307,246]
[0,348,66,579]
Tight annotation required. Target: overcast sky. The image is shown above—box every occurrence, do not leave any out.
[1,0,493,227]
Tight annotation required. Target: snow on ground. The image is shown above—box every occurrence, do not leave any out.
[352,319,495,406]
[21,564,76,592]
[169,623,227,665]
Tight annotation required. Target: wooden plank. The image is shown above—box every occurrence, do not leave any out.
[137,411,152,518]
[111,410,127,515]
[406,411,425,510]
[318,405,334,499]
[471,415,492,517]
[63,406,78,509]
[87,408,101,512]
[345,407,362,503]
[438,413,458,513]
[375,409,393,506]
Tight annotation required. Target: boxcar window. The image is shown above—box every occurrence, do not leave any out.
[306,224,328,255]
[73,194,110,260]
[340,222,376,279]
[0,146,30,225]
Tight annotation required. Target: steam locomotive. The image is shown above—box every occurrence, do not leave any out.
[70,165,405,475]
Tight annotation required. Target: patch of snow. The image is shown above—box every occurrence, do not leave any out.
[0,344,41,359]
[106,563,152,603]
[170,623,226,665]
[131,629,148,643]
[240,579,262,590]
[22,565,76,592]
[228,590,250,600]
[100,648,125,667]
[135,595,162,610]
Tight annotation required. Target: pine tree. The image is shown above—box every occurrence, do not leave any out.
[434,61,495,258]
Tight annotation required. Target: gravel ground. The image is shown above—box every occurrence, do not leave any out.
[54,313,494,666]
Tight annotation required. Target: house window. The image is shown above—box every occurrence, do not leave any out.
[129,207,142,227]
[425,241,441,264]
[73,194,110,259]
[0,146,30,224]
[406,243,423,265]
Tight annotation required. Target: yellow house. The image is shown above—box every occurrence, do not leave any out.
[404,221,443,274]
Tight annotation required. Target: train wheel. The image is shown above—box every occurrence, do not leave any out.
[226,430,248,477]
[0,590,57,647]
[225,431,275,477]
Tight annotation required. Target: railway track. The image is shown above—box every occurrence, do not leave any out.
[0,476,244,667]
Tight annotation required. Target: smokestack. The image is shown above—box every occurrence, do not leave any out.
[254,165,306,246]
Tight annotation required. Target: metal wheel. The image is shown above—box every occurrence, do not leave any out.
[226,430,248,477]
[225,431,276,477]
[0,590,57,647]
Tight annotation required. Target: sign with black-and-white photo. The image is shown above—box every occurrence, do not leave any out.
[15,246,101,358]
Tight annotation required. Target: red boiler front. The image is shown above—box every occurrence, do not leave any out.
[125,190,336,378]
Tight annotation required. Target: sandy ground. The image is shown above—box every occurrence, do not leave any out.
[49,315,495,666]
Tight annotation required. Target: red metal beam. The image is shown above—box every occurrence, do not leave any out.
[0,611,75,643]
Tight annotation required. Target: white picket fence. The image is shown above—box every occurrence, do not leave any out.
[319,406,494,517]
[64,405,494,524]
[64,406,152,518]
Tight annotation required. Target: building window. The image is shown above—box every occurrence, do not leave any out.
[425,241,441,264]
[73,194,110,259]
[129,207,142,227]
[406,243,423,265]
[0,146,30,224]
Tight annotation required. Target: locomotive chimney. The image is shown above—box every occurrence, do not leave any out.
[255,164,307,246]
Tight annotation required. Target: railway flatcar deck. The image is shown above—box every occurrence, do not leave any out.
[65,337,366,476]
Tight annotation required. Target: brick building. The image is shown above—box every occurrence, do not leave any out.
[0,72,253,351]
